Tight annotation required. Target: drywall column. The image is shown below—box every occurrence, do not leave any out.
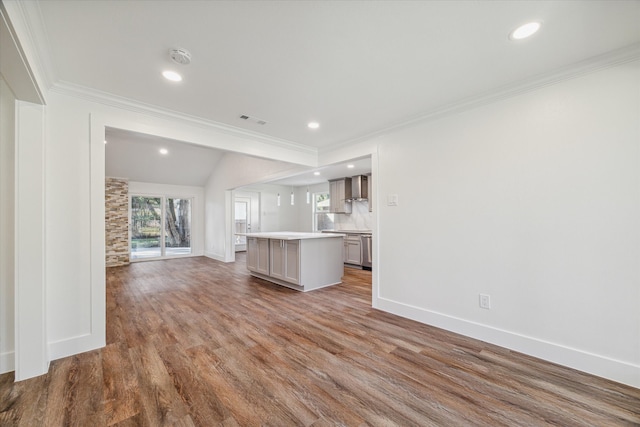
[0,77,16,373]
[14,100,48,380]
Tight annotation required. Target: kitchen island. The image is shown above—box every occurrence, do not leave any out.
[239,232,345,292]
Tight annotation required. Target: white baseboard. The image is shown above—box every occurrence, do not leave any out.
[374,296,640,389]
[129,252,204,263]
[204,251,226,262]
[0,351,15,374]
[48,333,105,362]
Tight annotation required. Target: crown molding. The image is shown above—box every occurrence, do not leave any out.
[50,81,318,157]
[1,0,57,101]
[320,43,640,156]
[18,0,56,89]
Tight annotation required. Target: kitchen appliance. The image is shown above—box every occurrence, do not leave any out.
[361,234,372,270]
[349,175,368,201]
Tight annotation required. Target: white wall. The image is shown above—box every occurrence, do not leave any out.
[46,93,99,360]
[370,60,640,387]
[128,181,205,257]
[15,100,48,380]
[1,5,51,379]
[0,77,16,373]
[239,184,301,233]
[204,153,309,261]
[237,182,357,235]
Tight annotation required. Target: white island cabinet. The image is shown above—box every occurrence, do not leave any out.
[240,232,345,292]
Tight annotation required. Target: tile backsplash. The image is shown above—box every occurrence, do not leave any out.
[333,201,372,230]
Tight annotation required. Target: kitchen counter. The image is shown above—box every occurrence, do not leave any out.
[241,232,344,292]
[238,231,345,240]
[322,229,372,235]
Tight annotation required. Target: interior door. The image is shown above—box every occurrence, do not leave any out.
[234,196,251,251]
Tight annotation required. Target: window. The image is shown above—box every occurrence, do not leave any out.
[130,195,192,260]
[313,192,334,231]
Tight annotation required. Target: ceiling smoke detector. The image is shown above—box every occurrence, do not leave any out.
[169,48,192,65]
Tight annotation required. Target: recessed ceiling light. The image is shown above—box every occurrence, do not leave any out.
[159,148,168,155]
[104,140,107,144]
[510,22,541,40]
[162,70,182,82]
[313,171,321,176]
[347,164,355,169]
[308,122,320,129]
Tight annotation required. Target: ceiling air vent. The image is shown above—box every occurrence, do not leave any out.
[239,114,267,125]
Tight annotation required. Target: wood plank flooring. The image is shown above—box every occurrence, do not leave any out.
[1,254,639,426]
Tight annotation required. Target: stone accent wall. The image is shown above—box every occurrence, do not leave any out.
[105,177,129,267]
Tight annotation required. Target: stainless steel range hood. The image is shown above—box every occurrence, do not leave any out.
[349,175,368,201]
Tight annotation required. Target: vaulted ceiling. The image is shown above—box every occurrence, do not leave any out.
[104,127,226,186]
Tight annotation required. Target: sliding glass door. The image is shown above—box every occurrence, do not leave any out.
[131,196,162,259]
[130,195,192,260]
[165,198,191,256]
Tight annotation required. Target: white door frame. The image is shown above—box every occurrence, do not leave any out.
[234,196,251,251]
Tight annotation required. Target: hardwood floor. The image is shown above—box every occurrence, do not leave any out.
[1,254,639,426]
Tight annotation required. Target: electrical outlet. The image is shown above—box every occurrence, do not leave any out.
[479,294,491,309]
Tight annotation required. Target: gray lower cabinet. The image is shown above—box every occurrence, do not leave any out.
[247,237,269,275]
[269,239,300,285]
[244,233,344,292]
[344,237,362,265]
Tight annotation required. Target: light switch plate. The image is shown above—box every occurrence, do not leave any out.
[387,194,398,206]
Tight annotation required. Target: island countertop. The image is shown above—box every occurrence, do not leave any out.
[237,231,345,240]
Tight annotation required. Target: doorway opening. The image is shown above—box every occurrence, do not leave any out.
[234,197,250,252]
[234,191,260,252]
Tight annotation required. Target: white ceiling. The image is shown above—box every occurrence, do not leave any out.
[24,1,640,186]
[105,128,225,186]
[35,1,640,150]
[265,157,372,187]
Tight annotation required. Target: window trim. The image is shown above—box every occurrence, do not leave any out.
[312,191,333,232]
